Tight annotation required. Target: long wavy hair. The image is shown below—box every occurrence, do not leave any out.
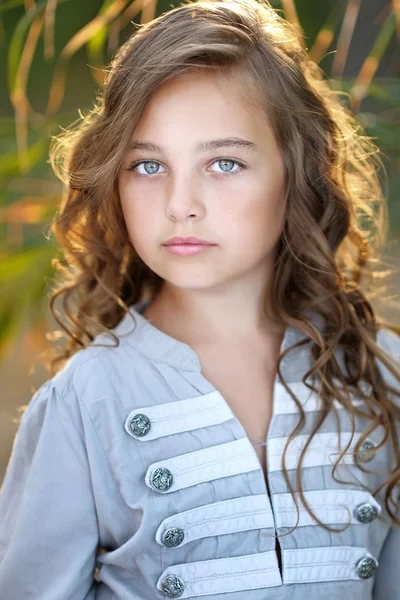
[45,0,400,530]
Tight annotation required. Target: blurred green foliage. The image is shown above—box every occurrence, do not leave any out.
[0,0,399,359]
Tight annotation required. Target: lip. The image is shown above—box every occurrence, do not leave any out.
[163,244,215,256]
[163,236,215,246]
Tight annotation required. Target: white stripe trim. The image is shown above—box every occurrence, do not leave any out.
[267,431,371,472]
[156,546,378,596]
[156,551,282,597]
[146,437,259,493]
[125,381,368,442]
[155,494,275,547]
[272,489,381,528]
[125,391,233,441]
[283,546,378,584]
[273,379,365,416]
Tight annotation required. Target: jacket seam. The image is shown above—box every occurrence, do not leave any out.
[96,352,165,573]
[56,345,114,396]
[56,383,102,539]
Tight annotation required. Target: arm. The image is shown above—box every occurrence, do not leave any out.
[373,328,400,599]
[0,378,99,599]
[373,521,400,599]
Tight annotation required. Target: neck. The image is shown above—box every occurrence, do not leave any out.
[143,284,286,347]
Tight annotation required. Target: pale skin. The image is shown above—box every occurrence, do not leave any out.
[117,71,289,486]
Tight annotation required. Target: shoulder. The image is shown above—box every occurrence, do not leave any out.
[34,324,144,416]
[19,328,142,448]
[375,325,400,396]
[376,326,400,357]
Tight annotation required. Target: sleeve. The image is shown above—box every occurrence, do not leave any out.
[372,327,400,599]
[373,521,400,599]
[0,378,99,599]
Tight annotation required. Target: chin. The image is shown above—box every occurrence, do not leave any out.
[159,268,222,288]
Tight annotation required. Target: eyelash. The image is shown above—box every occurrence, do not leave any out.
[126,158,247,178]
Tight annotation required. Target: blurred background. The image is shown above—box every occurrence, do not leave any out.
[1,0,399,484]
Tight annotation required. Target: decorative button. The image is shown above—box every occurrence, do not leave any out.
[356,556,377,579]
[128,413,151,437]
[355,503,378,523]
[161,574,185,597]
[162,527,185,548]
[359,380,372,396]
[357,439,376,463]
[150,467,173,491]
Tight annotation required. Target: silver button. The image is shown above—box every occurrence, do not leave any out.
[355,502,378,523]
[357,439,376,463]
[359,380,372,396]
[162,527,185,548]
[161,574,185,597]
[128,413,151,437]
[150,467,173,491]
[357,556,377,579]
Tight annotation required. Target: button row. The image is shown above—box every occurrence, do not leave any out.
[156,501,378,552]
[128,412,378,465]
[159,555,378,597]
[146,462,377,503]
[126,411,379,596]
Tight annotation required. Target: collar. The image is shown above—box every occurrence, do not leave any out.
[113,300,326,383]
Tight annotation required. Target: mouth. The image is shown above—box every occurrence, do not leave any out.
[163,243,214,246]
[162,243,216,255]
[163,237,216,246]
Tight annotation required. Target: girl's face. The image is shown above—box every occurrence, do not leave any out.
[118,71,286,298]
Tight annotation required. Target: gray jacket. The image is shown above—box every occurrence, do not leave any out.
[0,299,399,599]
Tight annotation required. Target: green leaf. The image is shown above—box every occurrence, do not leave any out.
[7,1,46,95]
[7,0,76,95]
[0,137,48,181]
[0,0,26,14]
[86,0,116,66]
[0,245,53,283]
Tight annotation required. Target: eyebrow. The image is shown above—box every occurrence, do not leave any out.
[127,137,257,154]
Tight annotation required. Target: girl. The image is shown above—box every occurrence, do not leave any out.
[0,0,399,598]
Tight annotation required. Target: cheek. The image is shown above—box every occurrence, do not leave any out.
[228,187,286,245]
[120,201,137,241]
[119,184,155,240]
[118,180,132,225]
[253,176,286,235]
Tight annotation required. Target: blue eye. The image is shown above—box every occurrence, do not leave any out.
[127,158,246,177]
[131,161,163,176]
[211,159,241,174]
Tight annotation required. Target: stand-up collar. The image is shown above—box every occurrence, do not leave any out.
[112,300,326,383]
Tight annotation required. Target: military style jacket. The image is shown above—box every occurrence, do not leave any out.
[0,299,399,599]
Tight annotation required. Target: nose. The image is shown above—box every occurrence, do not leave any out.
[165,172,205,222]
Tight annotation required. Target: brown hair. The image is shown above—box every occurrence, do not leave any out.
[46,0,400,530]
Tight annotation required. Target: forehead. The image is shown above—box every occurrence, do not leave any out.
[132,70,276,149]
[147,70,264,115]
